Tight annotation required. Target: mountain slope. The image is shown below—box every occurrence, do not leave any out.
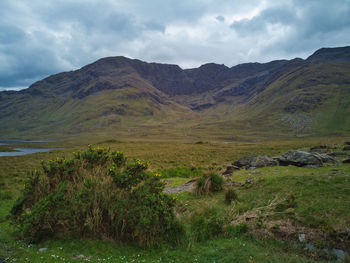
[0,60,194,136]
[227,48,350,135]
[1,46,349,139]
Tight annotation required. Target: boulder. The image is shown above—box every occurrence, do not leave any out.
[279,150,338,167]
[343,159,350,164]
[344,142,350,145]
[343,146,350,151]
[233,155,278,169]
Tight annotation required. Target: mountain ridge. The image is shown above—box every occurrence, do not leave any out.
[1,46,350,139]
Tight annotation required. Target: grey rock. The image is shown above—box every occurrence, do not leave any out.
[345,141,350,145]
[233,155,278,169]
[298,233,306,242]
[332,249,345,261]
[163,179,196,194]
[222,165,240,175]
[0,258,6,263]
[343,146,350,151]
[279,150,338,167]
[39,248,48,252]
[305,243,314,250]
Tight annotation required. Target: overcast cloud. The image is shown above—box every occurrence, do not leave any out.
[1,0,350,90]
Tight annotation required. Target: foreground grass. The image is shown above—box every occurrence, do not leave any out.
[0,197,313,263]
[1,137,350,262]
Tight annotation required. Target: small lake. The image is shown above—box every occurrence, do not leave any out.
[0,139,61,157]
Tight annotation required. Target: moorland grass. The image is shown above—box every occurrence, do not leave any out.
[1,137,350,262]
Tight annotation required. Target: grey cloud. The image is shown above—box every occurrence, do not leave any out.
[1,0,350,91]
[230,0,350,59]
[230,4,298,36]
[216,16,225,22]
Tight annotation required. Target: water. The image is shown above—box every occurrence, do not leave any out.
[0,148,60,157]
[0,139,54,145]
[0,139,60,157]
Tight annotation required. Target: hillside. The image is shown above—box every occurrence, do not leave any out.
[0,46,350,139]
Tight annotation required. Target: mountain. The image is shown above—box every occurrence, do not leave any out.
[1,46,350,140]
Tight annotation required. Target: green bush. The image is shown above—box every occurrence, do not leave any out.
[10,146,180,247]
[194,172,224,195]
[225,188,238,204]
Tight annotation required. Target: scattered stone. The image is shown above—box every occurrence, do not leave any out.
[163,179,196,194]
[39,248,48,252]
[72,254,86,259]
[343,159,350,164]
[305,243,314,250]
[343,146,350,151]
[245,178,253,184]
[279,150,338,167]
[233,155,278,169]
[298,233,306,242]
[222,165,240,175]
[229,181,243,187]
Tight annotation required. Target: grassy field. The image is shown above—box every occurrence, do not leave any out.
[1,136,350,262]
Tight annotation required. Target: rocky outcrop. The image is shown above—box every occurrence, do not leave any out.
[222,165,240,175]
[279,150,338,167]
[233,155,278,169]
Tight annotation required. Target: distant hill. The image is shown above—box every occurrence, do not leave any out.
[1,46,349,140]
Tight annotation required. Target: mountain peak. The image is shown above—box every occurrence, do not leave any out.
[307,46,350,62]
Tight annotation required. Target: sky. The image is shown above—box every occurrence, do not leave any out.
[1,0,350,91]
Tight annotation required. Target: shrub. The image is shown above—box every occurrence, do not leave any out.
[225,188,238,204]
[10,146,180,247]
[194,172,224,195]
